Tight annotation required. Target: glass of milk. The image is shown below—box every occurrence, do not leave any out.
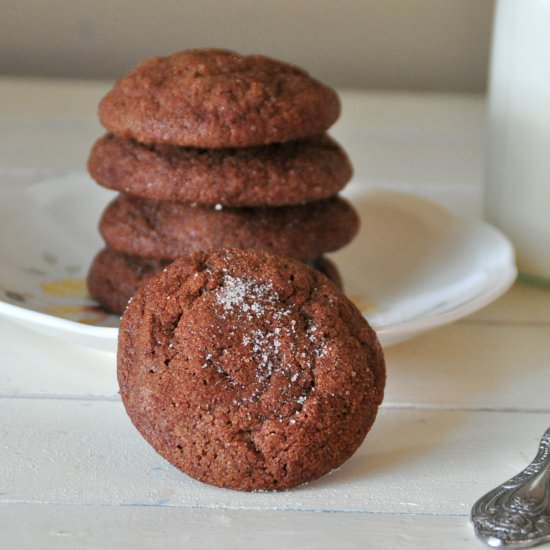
[486,0,550,286]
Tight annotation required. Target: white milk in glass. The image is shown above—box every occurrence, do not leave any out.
[486,0,550,284]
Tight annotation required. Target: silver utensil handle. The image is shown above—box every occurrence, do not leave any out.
[471,426,550,548]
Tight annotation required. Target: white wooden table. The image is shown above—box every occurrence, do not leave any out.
[1,77,549,550]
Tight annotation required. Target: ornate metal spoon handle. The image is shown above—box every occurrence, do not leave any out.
[471,426,550,549]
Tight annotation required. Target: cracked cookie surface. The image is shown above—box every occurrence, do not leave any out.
[118,248,385,491]
[98,49,340,148]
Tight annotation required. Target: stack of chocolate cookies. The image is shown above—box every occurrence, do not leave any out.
[86,49,358,314]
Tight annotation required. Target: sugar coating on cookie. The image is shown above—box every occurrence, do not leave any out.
[99,49,341,148]
[118,248,385,491]
[88,133,352,207]
[100,194,359,261]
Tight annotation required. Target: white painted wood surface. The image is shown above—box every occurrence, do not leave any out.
[1,77,549,549]
[1,504,477,550]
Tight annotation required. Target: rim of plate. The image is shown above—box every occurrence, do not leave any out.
[0,177,518,346]
[375,263,517,341]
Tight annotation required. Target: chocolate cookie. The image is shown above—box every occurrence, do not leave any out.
[99,194,359,262]
[98,49,340,148]
[118,248,385,491]
[86,247,169,315]
[88,248,343,315]
[88,133,352,207]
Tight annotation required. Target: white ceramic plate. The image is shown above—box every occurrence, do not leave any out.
[0,174,516,353]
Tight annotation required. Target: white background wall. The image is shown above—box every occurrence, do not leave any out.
[2,0,495,92]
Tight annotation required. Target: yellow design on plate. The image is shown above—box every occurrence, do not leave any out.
[44,304,86,317]
[41,278,87,297]
[78,317,108,325]
[43,304,109,325]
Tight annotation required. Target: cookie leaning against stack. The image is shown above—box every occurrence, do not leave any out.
[86,49,358,314]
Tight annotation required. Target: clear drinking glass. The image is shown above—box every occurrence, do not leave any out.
[486,0,550,287]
